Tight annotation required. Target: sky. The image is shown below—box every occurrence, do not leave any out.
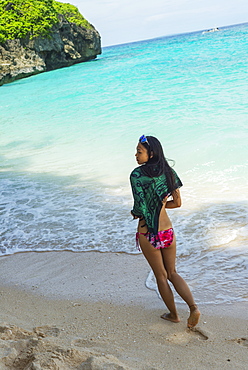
[59,0,248,46]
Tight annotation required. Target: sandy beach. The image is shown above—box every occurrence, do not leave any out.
[0,251,247,369]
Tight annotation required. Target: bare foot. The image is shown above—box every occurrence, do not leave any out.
[160,313,180,323]
[187,305,200,328]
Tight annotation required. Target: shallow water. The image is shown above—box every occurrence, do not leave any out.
[1,23,247,304]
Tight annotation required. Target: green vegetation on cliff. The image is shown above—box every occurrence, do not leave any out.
[0,0,92,43]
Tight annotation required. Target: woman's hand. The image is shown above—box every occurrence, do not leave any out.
[162,195,169,204]
[165,189,182,208]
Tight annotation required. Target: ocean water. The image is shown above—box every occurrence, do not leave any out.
[0,23,247,305]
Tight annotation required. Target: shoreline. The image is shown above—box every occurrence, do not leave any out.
[0,251,247,369]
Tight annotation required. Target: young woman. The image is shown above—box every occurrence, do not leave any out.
[130,135,200,328]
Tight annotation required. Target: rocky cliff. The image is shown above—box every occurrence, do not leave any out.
[0,16,101,86]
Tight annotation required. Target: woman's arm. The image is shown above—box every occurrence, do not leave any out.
[164,189,182,208]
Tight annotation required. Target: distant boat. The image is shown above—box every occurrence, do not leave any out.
[202,27,220,34]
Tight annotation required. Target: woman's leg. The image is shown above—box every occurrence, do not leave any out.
[161,236,200,327]
[139,234,180,322]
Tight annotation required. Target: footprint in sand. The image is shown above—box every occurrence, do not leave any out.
[166,331,190,345]
[187,327,209,341]
[165,327,209,345]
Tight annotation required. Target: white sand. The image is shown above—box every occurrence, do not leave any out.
[0,251,247,369]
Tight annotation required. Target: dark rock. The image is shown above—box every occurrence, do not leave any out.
[0,16,101,86]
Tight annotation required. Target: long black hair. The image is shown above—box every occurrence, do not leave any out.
[139,135,176,193]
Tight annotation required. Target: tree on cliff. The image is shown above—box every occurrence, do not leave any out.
[0,0,101,86]
[0,0,93,43]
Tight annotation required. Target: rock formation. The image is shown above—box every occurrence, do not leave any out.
[0,16,101,86]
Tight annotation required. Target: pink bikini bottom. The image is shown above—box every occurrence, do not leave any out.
[136,228,174,250]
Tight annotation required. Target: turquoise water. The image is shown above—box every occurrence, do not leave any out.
[1,23,247,304]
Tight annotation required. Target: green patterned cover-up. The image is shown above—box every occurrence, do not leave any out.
[130,166,183,236]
